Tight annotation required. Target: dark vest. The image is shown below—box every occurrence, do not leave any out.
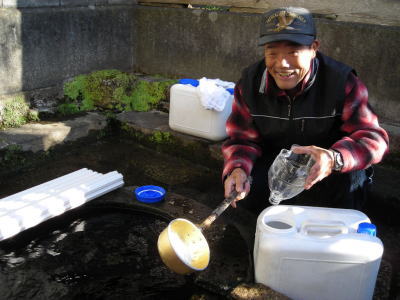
[241,52,354,158]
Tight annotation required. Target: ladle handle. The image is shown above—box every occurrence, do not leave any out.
[199,190,238,230]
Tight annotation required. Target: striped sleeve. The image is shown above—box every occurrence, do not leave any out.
[221,81,263,179]
[331,73,389,172]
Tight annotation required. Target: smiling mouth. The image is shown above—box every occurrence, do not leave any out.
[278,71,295,78]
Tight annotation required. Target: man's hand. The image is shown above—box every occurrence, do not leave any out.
[291,145,335,190]
[224,168,251,208]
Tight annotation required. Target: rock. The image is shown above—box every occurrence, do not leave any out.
[230,283,290,300]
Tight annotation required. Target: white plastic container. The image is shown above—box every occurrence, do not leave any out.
[254,205,383,300]
[169,81,233,141]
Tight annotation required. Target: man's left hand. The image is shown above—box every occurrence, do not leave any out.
[291,145,335,190]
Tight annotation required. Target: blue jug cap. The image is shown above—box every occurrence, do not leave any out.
[357,222,376,236]
[178,78,199,87]
[134,185,166,203]
[226,88,234,95]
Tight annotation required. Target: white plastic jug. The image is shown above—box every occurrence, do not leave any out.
[254,205,383,300]
[169,80,233,141]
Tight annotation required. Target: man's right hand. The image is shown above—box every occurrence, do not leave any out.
[224,168,251,208]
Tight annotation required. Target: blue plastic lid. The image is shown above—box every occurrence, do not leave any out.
[226,88,234,95]
[135,185,166,203]
[357,222,377,236]
[178,78,199,87]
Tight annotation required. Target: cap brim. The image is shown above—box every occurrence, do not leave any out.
[258,34,315,46]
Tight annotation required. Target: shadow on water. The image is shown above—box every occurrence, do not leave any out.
[0,205,218,300]
[0,134,223,207]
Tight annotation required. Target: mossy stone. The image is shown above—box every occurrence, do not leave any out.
[0,96,39,129]
[61,70,177,114]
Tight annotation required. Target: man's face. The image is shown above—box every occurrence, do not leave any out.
[264,40,319,91]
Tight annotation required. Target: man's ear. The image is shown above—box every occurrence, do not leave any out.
[310,40,320,58]
[311,40,320,51]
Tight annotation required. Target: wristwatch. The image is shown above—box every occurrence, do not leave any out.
[330,149,344,172]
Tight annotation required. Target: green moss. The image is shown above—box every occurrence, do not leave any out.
[120,78,176,112]
[119,125,220,169]
[149,131,172,144]
[63,70,132,111]
[64,74,86,100]
[62,70,177,114]
[0,144,27,171]
[202,5,227,11]
[125,80,173,111]
[0,96,39,129]
[83,70,131,109]
[195,5,228,11]
[56,103,80,115]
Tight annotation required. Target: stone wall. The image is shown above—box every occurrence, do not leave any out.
[0,0,137,98]
[138,0,400,26]
[134,6,400,128]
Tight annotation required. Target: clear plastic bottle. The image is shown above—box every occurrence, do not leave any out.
[268,146,314,205]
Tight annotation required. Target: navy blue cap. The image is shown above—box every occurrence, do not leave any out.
[259,7,316,46]
[357,222,377,236]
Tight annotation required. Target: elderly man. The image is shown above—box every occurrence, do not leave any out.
[222,7,389,214]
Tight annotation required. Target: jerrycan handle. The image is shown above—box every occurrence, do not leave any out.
[300,220,348,236]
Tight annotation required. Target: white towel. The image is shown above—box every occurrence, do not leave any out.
[196,77,234,112]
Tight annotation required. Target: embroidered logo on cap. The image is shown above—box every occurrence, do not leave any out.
[267,10,306,32]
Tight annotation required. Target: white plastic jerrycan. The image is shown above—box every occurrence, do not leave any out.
[254,205,383,300]
[169,79,233,141]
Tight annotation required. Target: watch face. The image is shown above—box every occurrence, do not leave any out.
[335,152,344,170]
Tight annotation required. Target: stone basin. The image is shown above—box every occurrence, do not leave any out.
[0,187,256,299]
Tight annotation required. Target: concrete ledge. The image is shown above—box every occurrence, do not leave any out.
[116,110,224,166]
[0,112,107,152]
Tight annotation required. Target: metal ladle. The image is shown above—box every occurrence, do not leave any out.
[157,191,239,274]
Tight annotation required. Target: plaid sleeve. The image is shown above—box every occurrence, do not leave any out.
[331,73,389,172]
[221,81,263,179]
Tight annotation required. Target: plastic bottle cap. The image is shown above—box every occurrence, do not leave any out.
[226,88,234,95]
[134,185,166,203]
[357,222,377,236]
[178,78,199,87]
